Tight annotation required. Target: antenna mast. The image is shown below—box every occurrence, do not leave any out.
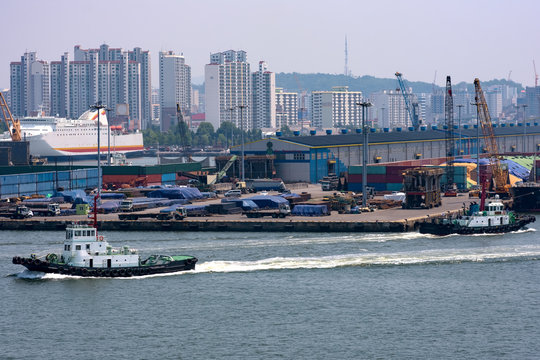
[344,36,349,76]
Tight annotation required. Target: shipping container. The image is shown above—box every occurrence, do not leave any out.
[161,173,176,182]
[19,173,37,184]
[367,183,387,192]
[37,172,54,182]
[348,165,386,175]
[386,183,403,191]
[37,182,54,192]
[19,183,36,194]
[0,175,20,185]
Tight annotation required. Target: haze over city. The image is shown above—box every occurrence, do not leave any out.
[2,0,540,88]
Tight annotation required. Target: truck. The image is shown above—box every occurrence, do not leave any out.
[0,205,34,219]
[243,203,291,218]
[119,199,149,212]
[30,203,61,216]
[118,207,187,221]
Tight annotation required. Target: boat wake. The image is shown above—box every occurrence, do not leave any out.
[13,244,540,280]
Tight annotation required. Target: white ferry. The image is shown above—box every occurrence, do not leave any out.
[2,109,143,159]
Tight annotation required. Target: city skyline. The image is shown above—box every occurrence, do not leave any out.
[2,0,540,90]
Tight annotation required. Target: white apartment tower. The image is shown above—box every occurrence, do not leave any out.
[370,90,408,128]
[205,50,251,130]
[10,52,51,117]
[159,51,191,132]
[275,88,298,128]
[311,87,362,128]
[252,61,276,129]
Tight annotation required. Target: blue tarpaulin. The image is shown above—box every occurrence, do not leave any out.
[221,198,259,211]
[54,190,87,203]
[291,204,329,216]
[100,192,126,199]
[244,195,289,209]
[147,187,203,200]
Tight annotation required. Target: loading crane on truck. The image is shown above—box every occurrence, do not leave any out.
[210,155,237,185]
[0,92,22,141]
[395,72,421,130]
[473,78,510,198]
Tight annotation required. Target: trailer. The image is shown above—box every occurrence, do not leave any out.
[30,203,61,216]
[243,203,291,218]
[118,207,187,221]
[0,205,33,219]
[119,199,149,212]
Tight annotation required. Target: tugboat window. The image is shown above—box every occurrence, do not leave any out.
[75,231,81,236]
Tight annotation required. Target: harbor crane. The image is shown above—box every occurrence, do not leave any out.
[0,92,22,141]
[395,72,421,130]
[473,78,509,198]
[444,76,456,196]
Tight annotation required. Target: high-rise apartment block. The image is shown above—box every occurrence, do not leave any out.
[10,52,50,116]
[10,44,152,130]
[370,90,408,128]
[205,50,251,130]
[310,87,362,128]
[275,88,298,128]
[251,61,275,129]
[159,51,191,132]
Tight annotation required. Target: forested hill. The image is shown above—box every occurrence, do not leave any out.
[192,73,522,95]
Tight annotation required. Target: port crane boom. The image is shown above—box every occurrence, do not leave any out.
[0,92,22,141]
[444,76,456,194]
[473,78,508,197]
[395,72,421,130]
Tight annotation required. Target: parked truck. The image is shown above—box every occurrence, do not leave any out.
[118,207,187,221]
[243,203,291,218]
[30,203,61,216]
[119,199,149,212]
[0,205,34,219]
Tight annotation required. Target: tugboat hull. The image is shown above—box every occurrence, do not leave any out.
[419,215,536,236]
[12,257,197,277]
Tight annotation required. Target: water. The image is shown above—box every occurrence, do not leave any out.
[2,219,540,359]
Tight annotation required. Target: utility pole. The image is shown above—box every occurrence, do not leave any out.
[238,104,248,181]
[357,101,372,207]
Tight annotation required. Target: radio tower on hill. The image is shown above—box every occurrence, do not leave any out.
[344,36,349,76]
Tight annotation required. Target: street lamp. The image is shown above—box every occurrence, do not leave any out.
[238,104,248,181]
[356,101,373,207]
[90,102,107,198]
[522,104,528,153]
[457,104,464,156]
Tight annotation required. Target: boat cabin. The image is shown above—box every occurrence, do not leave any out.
[62,224,139,268]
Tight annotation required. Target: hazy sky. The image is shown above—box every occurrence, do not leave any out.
[2,0,539,89]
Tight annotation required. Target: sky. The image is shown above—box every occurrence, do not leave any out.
[2,0,540,90]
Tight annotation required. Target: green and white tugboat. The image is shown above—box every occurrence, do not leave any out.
[12,197,197,277]
[419,196,535,236]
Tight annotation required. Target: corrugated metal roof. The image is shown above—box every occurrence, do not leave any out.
[276,126,540,148]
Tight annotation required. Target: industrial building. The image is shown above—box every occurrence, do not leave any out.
[229,125,540,183]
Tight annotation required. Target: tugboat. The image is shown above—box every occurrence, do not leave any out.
[419,196,536,236]
[12,197,197,277]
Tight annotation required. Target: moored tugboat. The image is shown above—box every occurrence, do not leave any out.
[419,196,536,236]
[12,223,197,277]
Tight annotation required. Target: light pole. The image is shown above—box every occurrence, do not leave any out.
[105,108,112,166]
[457,104,464,157]
[90,102,106,198]
[522,104,528,153]
[357,101,372,207]
[238,104,248,181]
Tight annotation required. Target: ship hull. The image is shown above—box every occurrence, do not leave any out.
[12,256,197,277]
[419,215,536,236]
[510,184,540,212]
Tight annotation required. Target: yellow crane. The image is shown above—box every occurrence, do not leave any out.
[0,92,22,141]
[473,79,509,197]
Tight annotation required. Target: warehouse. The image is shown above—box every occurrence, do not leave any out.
[232,125,540,183]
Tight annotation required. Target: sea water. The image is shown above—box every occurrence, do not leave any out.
[1,219,539,359]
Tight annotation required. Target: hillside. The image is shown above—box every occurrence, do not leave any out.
[192,73,523,96]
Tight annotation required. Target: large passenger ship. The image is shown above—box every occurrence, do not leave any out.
[2,109,144,159]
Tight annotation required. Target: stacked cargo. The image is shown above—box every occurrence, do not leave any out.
[348,164,468,192]
[102,163,202,187]
[0,168,100,199]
